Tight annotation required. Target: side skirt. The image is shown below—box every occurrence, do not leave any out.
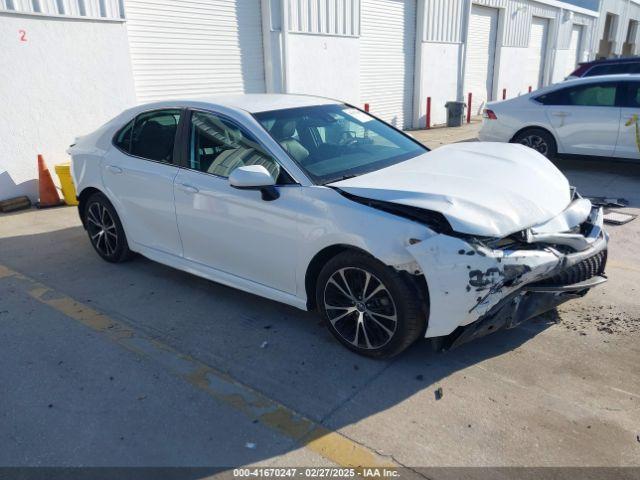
[130,242,309,311]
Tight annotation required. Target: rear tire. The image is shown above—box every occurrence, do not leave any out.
[316,251,425,358]
[512,128,557,159]
[84,192,133,263]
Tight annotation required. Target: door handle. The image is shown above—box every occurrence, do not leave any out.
[177,183,199,194]
[551,112,570,117]
[106,165,123,174]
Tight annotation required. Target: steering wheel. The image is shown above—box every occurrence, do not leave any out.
[338,131,359,147]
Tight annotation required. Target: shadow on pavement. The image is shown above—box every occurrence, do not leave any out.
[0,223,557,467]
[553,155,640,208]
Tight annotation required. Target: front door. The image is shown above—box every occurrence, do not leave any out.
[615,81,640,160]
[102,109,183,256]
[173,110,300,294]
[541,81,621,156]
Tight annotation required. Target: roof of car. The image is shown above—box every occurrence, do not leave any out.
[502,73,640,101]
[138,94,344,114]
[581,56,640,66]
[559,73,640,86]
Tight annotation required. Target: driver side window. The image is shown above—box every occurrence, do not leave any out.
[189,111,288,183]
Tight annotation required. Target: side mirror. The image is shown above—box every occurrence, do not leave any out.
[228,165,279,201]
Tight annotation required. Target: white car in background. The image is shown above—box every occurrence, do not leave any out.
[479,74,640,160]
[70,94,608,358]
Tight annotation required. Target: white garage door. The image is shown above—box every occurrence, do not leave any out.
[125,0,266,103]
[524,17,549,91]
[465,5,499,116]
[565,25,583,77]
[360,0,416,129]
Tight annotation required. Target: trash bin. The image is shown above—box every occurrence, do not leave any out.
[444,101,466,127]
[54,162,79,206]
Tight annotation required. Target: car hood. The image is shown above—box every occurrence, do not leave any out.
[329,142,571,237]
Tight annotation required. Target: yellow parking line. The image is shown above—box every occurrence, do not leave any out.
[0,263,395,469]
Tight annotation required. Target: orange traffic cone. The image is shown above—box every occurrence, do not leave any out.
[36,154,62,208]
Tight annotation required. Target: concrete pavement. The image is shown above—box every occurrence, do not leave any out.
[1,137,639,471]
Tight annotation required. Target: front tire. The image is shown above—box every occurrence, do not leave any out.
[84,192,132,263]
[316,251,425,358]
[512,128,557,159]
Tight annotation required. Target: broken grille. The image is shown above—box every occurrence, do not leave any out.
[537,249,607,286]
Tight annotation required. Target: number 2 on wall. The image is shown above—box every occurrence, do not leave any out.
[19,29,27,42]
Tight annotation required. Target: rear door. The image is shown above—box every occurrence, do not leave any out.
[538,81,621,156]
[103,109,183,256]
[614,81,640,160]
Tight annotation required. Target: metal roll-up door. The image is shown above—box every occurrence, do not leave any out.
[525,17,549,91]
[465,4,499,116]
[360,0,416,129]
[565,25,583,77]
[125,0,266,103]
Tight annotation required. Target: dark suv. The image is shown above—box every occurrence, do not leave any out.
[568,57,640,79]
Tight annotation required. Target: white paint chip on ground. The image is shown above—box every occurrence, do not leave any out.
[604,211,637,225]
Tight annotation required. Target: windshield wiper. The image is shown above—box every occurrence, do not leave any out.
[325,174,358,185]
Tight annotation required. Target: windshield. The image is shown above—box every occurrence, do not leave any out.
[253,104,428,184]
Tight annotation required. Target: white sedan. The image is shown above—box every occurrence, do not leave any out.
[70,94,608,357]
[479,74,640,160]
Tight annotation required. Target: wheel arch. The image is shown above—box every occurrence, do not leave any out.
[77,186,103,228]
[304,244,372,310]
[509,125,559,152]
[304,243,430,328]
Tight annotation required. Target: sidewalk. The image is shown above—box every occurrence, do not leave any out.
[407,119,481,149]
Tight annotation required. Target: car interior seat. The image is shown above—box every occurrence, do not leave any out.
[270,119,310,164]
[133,120,175,162]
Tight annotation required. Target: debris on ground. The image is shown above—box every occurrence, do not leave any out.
[260,341,268,349]
[245,442,256,449]
[586,197,629,208]
[434,387,443,400]
[603,211,637,226]
[415,374,424,381]
[0,196,31,213]
[558,303,640,336]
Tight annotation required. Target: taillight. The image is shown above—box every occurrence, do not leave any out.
[483,109,497,120]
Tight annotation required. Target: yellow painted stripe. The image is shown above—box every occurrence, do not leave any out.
[0,264,395,469]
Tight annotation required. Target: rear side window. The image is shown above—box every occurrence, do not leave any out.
[622,82,640,108]
[535,83,618,107]
[114,119,134,152]
[113,109,182,164]
[584,63,630,76]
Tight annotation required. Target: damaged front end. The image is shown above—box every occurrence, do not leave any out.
[406,198,608,350]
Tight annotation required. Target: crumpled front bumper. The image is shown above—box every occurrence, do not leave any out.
[407,204,608,346]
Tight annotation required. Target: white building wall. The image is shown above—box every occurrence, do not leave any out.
[595,0,640,57]
[124,0,267,103]
[0,12,135,202]
[0,0,123,18]
[415,0,598,127]
[287,34,360,104]
[263,0,361,105]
